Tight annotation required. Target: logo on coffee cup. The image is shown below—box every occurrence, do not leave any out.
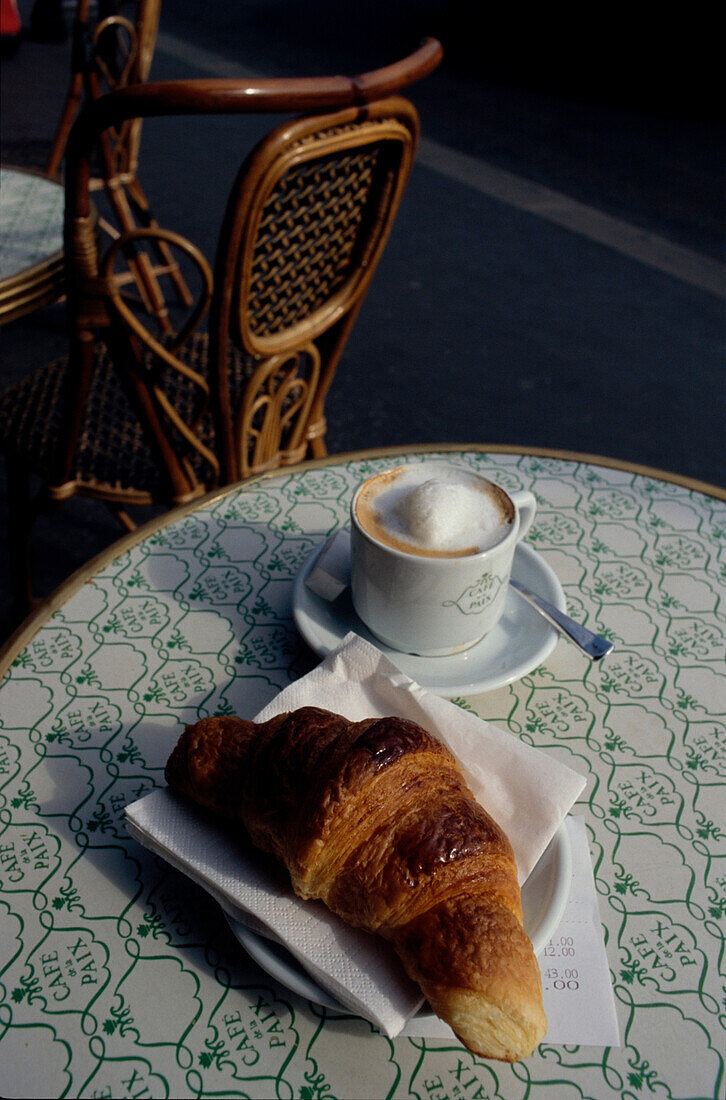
[444,572,504,615]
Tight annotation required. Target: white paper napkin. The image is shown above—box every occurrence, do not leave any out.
[125,787,421,1033]
[125,633,586,1038]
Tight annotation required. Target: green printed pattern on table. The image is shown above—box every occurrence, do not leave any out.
[0,450,724,1099]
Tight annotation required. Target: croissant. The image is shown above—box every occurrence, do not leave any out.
[165,706,547,1060]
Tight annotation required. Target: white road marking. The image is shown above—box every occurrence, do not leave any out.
[156,32,726,301]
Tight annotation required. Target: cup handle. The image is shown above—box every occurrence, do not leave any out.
[510,489,537,541]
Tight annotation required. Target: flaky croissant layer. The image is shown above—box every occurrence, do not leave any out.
[165,706,547,1060]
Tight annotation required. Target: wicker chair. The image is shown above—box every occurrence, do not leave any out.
[46,0,190,328]
[0,39,443,617]
[46,0,161,180]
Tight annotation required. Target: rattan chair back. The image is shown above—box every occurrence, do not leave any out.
[209,99,420,480]
[0,40,442,615]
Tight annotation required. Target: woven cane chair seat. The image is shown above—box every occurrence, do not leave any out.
[0,333,256,500]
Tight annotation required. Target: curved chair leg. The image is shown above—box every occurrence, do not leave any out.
[306,407,329,460]
[109,505,138,533]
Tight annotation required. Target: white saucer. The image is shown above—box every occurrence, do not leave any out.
[292,539,565,696]
[227,821,572,1018]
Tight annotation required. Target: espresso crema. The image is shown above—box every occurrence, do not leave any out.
[354,465,514,557]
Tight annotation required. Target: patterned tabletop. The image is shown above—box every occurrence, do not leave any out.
[0,447,724,1100]
[0,166,64,281]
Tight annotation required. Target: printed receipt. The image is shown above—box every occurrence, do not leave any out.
[403,815,621,1047]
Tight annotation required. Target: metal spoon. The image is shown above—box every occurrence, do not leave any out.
[509,578,614,661]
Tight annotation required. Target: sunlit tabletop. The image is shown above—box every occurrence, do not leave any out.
[0,445,724,1099]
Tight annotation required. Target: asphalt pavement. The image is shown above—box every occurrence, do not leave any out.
[1,0,724,641]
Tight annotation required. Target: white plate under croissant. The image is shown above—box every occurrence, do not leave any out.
[227,821,571,1022]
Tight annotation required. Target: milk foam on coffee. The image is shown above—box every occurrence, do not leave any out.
[356,465,513,556]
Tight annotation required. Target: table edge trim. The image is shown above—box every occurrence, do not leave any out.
[1,442,724,675]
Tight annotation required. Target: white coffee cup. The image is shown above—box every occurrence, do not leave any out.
[350,463,536,656]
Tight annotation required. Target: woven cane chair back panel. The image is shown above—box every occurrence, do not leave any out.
[232,104,418,358]
[249,146,379,338]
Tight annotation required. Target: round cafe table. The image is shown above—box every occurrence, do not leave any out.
[0,445,724,1099]
[0,165,65,326]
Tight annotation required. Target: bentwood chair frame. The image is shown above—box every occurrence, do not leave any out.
[0,39,443,618]
[46,0,161,180]
[46,0,190,330]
